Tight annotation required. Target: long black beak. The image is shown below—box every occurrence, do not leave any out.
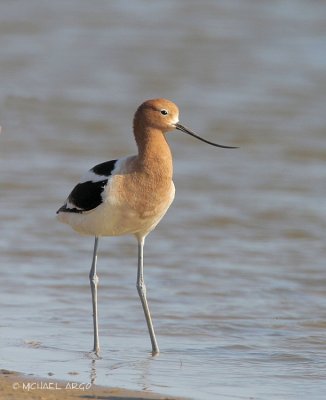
[175,123,238,149]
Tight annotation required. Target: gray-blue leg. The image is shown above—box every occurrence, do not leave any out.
[89,236,100,356]
[136,236,160,355]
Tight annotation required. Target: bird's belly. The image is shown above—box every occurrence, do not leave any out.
[58,182,175,238]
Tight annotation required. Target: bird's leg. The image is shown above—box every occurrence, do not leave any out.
[89,236,100,356]
[136,236,160,355]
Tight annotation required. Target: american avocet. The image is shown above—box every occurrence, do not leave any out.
[57,98,237,356]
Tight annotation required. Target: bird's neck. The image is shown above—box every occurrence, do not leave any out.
[134,127,173,178]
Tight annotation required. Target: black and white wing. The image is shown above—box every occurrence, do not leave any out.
[57,160,117,214]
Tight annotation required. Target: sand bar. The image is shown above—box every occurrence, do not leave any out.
[0,370,183,400]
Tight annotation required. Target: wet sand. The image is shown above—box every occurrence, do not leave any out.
[0,370,182,400]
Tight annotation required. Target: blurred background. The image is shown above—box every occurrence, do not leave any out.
[0,1,325,399]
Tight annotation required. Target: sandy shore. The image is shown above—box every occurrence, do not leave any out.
[0,370,182,400]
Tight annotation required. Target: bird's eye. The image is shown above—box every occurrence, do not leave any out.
[160,109,168,116]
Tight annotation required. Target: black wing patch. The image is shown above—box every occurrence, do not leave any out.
[57,180,108,214]
[57,159,118,214]
[91,160,117,176]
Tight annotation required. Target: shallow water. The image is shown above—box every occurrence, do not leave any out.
[0,1,326,399]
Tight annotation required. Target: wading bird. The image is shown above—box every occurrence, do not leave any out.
[57,98,236,356]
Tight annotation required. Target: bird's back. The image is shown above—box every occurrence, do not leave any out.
[57,155,175,238]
